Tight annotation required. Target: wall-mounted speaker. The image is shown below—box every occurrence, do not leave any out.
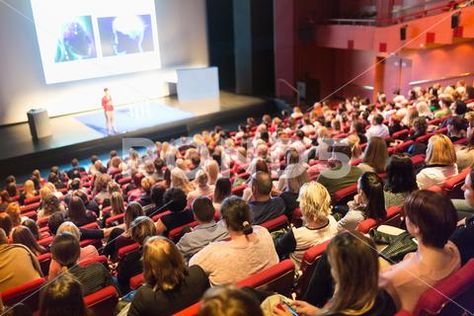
[451,13,460,29]
[400,26,407,41]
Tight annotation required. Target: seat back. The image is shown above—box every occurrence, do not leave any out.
[130,273,145,290]
[260,215,289,233]
[295,239,331,296]
[356,206,402,234]
[442,168,470,200]
[413,259,474,316]
[84,286,119,316]
[78,255,108,268]
[117,242,140,260]
[37,253,52,276]
[1,278,46,312]
[231,184,247,197]
[237,259,295,297]
[332,183,358,205]
[169,221,199,243]
[105,213,125,227]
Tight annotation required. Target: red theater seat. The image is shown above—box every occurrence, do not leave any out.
[332,183,358,205]
[37,252,52,276]
[260,215,289,233]
[412,259,474,316]
[130,273,145,290]
[442,168,470,199]
[78,255,108,268]
[117,242,140,261]
[237,259,295,297]
[1,278,46,312]
[105,213,125,227]
[392,129,409,140]
[295,239,331,296]
[20,202,41,214]
[174,302,201,316]
[169,221,200,243]
[84,286,119,316]
[231,184,247,197]
[152,210,171,222]
[356,206,402,234]
[24,195,41,205]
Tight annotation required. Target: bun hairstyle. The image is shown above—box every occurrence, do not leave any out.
[221,196,253,236]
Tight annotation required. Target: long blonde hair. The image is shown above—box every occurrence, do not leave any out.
[362,137,388,173]
[170,168,194,194]
[425,134,456,166]
[320,231,379,315]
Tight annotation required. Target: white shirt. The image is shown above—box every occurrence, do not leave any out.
[289,216,338,267]
[366,124,390,139]
[416,164,458,190]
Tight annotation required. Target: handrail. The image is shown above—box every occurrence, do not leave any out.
[326,18,376,26]
[277,78,300,106]
[409,71,474,86]
[378,0,467,25]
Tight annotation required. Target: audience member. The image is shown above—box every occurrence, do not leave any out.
[380,190,460,312]
[416,134,458,189]
[358,136,388,173]
[177,197,229,260]
[0,228,42,293]
[189,196,278,285]
[384,154,418,208]
[128,236,210,315]
[276,182,337,266]
[248,171,286,225]
[155,188,194,236]
[337,172,386,231]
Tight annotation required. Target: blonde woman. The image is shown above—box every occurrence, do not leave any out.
[20,180,37,204]
[170,167,194,195]
[416,134,458,189]
[187,170,215,207]
[358,136,388,174]
[110,191,125,216]
[205,160,220,186]
[275,182,338,267]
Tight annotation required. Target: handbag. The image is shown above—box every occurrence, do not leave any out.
[378,231,418,264]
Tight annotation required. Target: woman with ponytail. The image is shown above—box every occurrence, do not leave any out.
[189,196,279,285]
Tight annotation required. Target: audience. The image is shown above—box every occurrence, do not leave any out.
[117,216,157,294]
[3,84,474,314]
[198,287,263,316]
[0,228,42,293]
[177,197,229,260]
[11,226,47,256]
[248,171,286,225]
[317,145,363,195]
[384,154,418,208]
[189,196,278,285]
[128,236,210,315]
[50,232,114,296]
[358,136,388,173]
[416,134,458,189]
[276,182,337,266]
[39,273,89,316]
[155,188,194,236]
[337,172,386,231]
[380,190,460,312]
[275,231,396,316]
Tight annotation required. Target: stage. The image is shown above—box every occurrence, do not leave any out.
[0,92,276,179]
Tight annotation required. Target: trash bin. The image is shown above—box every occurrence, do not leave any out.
[27,108,52,140]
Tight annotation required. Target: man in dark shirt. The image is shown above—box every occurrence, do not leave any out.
[67,158,86,180]
[249,172,286,225]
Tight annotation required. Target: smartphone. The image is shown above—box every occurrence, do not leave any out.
[281,300,299,316]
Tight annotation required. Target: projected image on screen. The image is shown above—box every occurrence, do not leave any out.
[98,15,154,57]
[54,16,97,63]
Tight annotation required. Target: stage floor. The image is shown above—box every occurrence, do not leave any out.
[0,92,275,178]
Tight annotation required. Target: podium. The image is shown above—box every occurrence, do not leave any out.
[166,67,220,102]
[27,108,52,140]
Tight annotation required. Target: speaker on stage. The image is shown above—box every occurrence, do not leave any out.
[27,108,52,140]
[451,12,460,29]
[400,25,407,41]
